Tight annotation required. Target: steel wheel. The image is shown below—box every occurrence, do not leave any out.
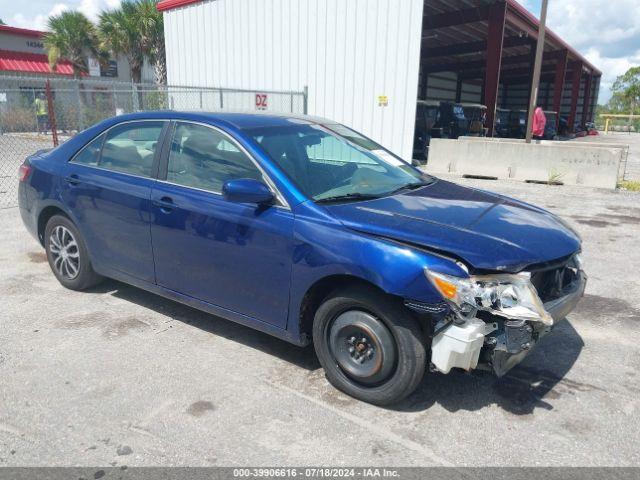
[48,225,80,280]
[328,310,397,385]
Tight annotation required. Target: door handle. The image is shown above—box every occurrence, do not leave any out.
[64,174,81,185]
[153,196,175,213]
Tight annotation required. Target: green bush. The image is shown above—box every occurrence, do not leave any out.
[618,180,640,192]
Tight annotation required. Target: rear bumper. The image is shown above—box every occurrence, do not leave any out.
[20,206,39,242]
[18,182,40,243]
[491,270,586,376]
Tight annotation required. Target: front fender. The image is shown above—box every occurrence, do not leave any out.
[287,204,467,336]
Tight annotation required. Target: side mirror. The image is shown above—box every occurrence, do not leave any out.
[222,178,274,205]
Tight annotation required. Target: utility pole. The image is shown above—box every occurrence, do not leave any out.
[525,0,549,143]
[45,80,59,147]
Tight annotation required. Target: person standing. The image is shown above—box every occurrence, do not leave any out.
[532,106,547,141]
[33,93,49,135]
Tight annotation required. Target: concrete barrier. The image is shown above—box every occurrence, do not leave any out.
[426,138,624,189]
[457,135,631,153]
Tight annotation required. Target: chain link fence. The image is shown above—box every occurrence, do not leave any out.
[0,74,307,208]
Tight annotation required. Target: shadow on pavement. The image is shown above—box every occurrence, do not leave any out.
[396,319,586,415]
[86,279,585,415]
[86,279,320,371]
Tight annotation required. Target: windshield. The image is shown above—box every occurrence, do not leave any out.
[248,123,431,202]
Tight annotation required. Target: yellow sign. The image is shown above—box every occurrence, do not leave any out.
[377,95,388,107]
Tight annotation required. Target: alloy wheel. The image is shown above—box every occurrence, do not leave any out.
[49,225,80,280]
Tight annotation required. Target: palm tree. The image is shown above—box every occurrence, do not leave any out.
[98,1,145,84]
[44,11,100,78]
[137,0,167,85]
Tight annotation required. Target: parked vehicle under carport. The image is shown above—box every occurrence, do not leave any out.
[413,100,440,164]
[543,111,558,140]
[495,108,511,138]
[509,110,528,138]
[413,101,470,163]
[461,103,487,137]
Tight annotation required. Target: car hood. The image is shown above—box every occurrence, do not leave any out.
[324,179,580,272]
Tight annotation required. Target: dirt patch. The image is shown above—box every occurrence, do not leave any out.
[573,294,640,318]
[574,208,640,226]
[186,400,215,417]
[561,419,594,436]
[116,445,133,456]
[102,317,149,339]
[57,312,150,339]
[58,312,111,330]
[0,273,43,295]
[600,213,640,225]
[607,205,640,215]
[570,216,615,228]
[27,251,47,263]
[572,294,640,328]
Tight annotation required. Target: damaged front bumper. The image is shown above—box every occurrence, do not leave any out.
[490,269,586,376]
[429,269,587,377]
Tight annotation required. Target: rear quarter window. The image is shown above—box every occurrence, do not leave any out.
[71,133,105,167]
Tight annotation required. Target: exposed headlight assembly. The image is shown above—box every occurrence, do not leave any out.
[425,269,553,326]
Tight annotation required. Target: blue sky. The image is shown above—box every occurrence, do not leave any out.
[0,0,121,31]
[2,0,638,103]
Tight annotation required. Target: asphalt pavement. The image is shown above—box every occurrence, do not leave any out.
[1,177,639,466]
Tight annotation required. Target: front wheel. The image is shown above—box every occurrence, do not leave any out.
[313,285,426,405]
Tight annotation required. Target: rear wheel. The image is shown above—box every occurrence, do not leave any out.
[44,214,102,290]
[313,285,426,405]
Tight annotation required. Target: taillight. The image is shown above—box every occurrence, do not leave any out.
[18,164,32,182]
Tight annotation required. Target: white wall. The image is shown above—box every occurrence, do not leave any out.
[163,0,425,160]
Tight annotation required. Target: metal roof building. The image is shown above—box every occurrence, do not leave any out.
[158,0,601,159]
[0,24,155,82]
[0,26,76,76]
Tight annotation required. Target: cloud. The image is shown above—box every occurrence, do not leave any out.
[9,0,121,30]
[518,0,640,103]
[583,48,640,102]
[546,0,640,59]
[10,3,69,30]
[546,0,640,103]
[78,0,121,22]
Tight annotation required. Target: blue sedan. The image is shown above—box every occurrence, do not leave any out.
[18,112,586,405]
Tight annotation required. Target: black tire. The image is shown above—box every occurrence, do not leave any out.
[313,285,426,406]
[44,214,102,291]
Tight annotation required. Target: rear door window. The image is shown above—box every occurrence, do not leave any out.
[99,121,165,177]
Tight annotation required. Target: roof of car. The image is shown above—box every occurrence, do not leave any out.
[113,110,337,129]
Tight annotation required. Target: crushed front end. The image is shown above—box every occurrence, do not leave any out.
[422,253,586,377]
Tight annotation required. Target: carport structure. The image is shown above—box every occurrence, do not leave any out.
[159,0,602,159]
[419,0,602,135]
